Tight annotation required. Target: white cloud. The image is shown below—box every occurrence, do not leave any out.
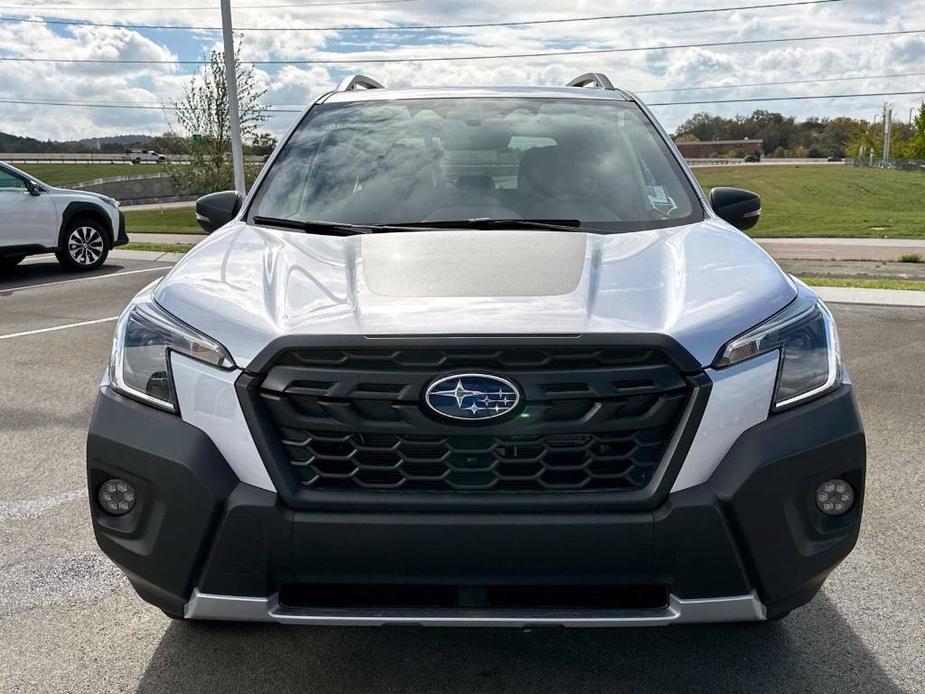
[0,0,923,139]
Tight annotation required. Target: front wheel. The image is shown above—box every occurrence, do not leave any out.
[56,220,109,271]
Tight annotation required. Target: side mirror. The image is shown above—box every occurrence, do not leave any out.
[709,187,761,231]
[196,190,242,234]
[25,180,41,196]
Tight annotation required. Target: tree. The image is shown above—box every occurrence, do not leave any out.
[905,104,925,159]
[247,131,278,156]
[169,40,268,195]
[674,110,877,159]
[146,132,187,155]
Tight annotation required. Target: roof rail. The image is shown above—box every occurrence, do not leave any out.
[566,73,615,90]
[337,74,385,92]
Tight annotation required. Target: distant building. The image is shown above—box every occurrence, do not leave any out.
[675,139,763,158]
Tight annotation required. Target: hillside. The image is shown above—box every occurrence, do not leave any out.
[0,131,152,153]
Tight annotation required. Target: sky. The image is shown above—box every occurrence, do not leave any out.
[0,0,923,141]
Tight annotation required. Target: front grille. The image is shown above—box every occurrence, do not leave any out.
[250,344,695,494]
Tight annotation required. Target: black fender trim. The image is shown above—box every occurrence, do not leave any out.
[58,201,115,249]
[86,389,238,616]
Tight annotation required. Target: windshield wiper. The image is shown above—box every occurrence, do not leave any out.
[252,216,376,235]
[254,216,595,235]
[390,218,585,232]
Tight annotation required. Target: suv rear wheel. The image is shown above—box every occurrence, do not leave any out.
[56,219,109,271]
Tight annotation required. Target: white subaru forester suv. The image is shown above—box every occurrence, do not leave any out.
[0,161,126,271]
[88,74,865,627]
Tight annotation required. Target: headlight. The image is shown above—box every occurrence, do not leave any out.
[99,195,120,208]
[110,285,234,412]
[715,286,841,411]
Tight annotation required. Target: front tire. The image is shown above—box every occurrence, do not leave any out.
[56,219,109,271]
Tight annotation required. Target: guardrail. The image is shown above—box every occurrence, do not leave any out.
[69,172,171,188]
[687,158,848,167]
[0,152,265,164]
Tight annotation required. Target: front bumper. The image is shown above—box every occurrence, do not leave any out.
[113,210,128,247]
[87,384,865,625]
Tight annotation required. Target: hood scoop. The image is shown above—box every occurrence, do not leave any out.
[360,231,587,297]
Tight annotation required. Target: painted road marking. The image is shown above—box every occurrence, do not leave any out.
[0,316,118,340]
[1,267,166,294]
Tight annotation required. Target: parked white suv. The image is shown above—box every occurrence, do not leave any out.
[88,74,865,626]
[0,162,126,270]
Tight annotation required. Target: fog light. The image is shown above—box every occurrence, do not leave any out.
[816,479,854,516]
[98,478,136,516]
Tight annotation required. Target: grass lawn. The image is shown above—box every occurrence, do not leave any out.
[122,242,194,253]
[14,163,157,186]
[693,165,925,239]
[17,162,923,239]
[802,276,925,291]
[124,207,201,234]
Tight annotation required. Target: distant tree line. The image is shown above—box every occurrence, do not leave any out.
[675,106,925,160]
[0,129,276,157]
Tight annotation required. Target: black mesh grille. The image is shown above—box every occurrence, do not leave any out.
[253,345,693,493]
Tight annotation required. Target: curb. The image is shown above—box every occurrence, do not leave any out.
[110,249,187,263]
[814,286,925,308]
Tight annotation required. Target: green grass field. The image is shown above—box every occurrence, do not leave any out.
[122,242,195,253]
[124,207,201,233]
[14,163,156,186]
[693,165,925,238]
[12,162,925,239]
[802,277,925,291]
[130,165,925,238]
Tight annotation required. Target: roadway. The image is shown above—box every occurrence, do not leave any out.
[0,256,922,693]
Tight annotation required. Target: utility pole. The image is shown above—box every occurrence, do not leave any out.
[881,103,893,168]
[220,0,246,196]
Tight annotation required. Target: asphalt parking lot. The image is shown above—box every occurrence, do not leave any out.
[0,255,922,693]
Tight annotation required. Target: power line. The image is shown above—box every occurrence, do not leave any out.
[0,0,844,32]
[647,91,925,106]
[254,70,925,104]
[637,70,925,94]
[4,90,925,113]
[1,27,922,65]
[12,68,925,109]
[0,97,303,112]
[13,68,925,109]
[0,0,421,10]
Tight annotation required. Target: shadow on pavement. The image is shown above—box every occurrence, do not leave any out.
[135,592,900,693]
[0,259,135,291]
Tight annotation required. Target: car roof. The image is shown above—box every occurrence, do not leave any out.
[323,85,634,104]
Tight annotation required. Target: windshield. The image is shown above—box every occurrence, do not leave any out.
[248,97,703,232]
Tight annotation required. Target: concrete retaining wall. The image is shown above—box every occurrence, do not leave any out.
[70,174,195,205]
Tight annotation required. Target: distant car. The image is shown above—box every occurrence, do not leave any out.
[0,161,126,271]
[827,155,843,162]
[744,153,761,163]
[125,149,168,164]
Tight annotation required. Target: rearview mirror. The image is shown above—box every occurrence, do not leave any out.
[25,180,41,196]
[709,187,761,231]
[196,190,242,234]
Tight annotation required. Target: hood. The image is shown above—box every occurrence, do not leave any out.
[155,220,795,369]
[50,185,117,206]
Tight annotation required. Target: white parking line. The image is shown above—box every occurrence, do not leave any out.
[0,316,118,340]
[2,267,167,294]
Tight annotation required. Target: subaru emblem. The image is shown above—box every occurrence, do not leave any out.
[424,374,521,421]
